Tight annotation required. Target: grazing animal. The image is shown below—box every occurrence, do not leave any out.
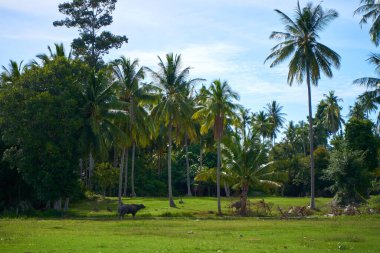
[118,204,145,219]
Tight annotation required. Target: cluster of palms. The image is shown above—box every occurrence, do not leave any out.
[1,1,378,214]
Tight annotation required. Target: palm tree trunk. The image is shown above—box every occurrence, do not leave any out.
[168,122,176,207]
[185,135,192,196]
[131,142,136,197]
[216,138,222,216]
[123,147,129,197]
[118,147,125,206]
[240,185,248,216]
[224,182,230,197]
[199,140,203,169]
[306,68,316,209]
[88,152,94,189]
[63,198,70,211]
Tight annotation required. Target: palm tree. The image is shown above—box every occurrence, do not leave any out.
[265,101,286,145]
[34,43,72,65]
[349,102,366,120]
[113,57,156,199]
[179,85,199,197]
[1,60,26,85]
[252,111,271,143]
[146,53,200,207]
[265,2,341,209]
[79,70,125,190]
[319,91,344,135]
[193,79,239,215]
[222,134,280,215]
[354,53,380,126]
[354,0,380,46]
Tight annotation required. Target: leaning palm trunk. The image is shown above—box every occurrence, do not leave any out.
[307,69,316,209]
[216,138,222,215]
[123,147,129,196]
[118,148,125,206]
[168,122,176,207]
[131,142,136,197]
[185,136,192,196]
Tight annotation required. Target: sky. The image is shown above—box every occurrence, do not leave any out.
[0,0,377,131]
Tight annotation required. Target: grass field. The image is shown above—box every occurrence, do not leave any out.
[1,197,379,252]
[66,196,334,218]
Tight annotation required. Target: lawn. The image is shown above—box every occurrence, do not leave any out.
[0,197,379,253]
[66,196,334,218]
[1,216,379,253]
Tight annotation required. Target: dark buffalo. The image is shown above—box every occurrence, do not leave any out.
[118,204,145,219]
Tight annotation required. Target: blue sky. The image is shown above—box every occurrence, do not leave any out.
[0,0,377,131]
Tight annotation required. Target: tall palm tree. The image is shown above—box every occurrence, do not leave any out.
[113,57,156,199]
[319,91,344,135]
[80,70,125,189]
[264,101,286,145]
[354,0,380,46]
[354,53,380,126]
[193,79,239,215]
[179,84,200,197]
[146,53,200,207]
[265,2,341,209]
[1,60,26,85]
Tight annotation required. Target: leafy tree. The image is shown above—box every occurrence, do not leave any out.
[354,0,380,46]
[193,79,239,215]
[146,53,200,207]
[0,58,86,209]
[53,0,128,69]
[94,162,119,196]
[265,1,340,208]
[325,140,370,206]
[345,118,378,172]
[265,101,286,145]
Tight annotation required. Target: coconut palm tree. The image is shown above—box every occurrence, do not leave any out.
[193,79,239,215]
[1,60,27,85]
[222,133,280,215]
[146,53,201,207]
[354,0,380,46]
[354,53,380,126]
[252,111,271,143]
[265,1,341,209]
[319,91,344,136]
[34,43,72,65]
[113,57,156,199]
[265,101,286,145]
[79,70,125,190]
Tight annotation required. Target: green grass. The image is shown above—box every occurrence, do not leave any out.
[65,196,334,218]
[1,216,379,252]
[1,197,379,252]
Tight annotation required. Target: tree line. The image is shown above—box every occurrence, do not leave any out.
[0,0,379,216]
